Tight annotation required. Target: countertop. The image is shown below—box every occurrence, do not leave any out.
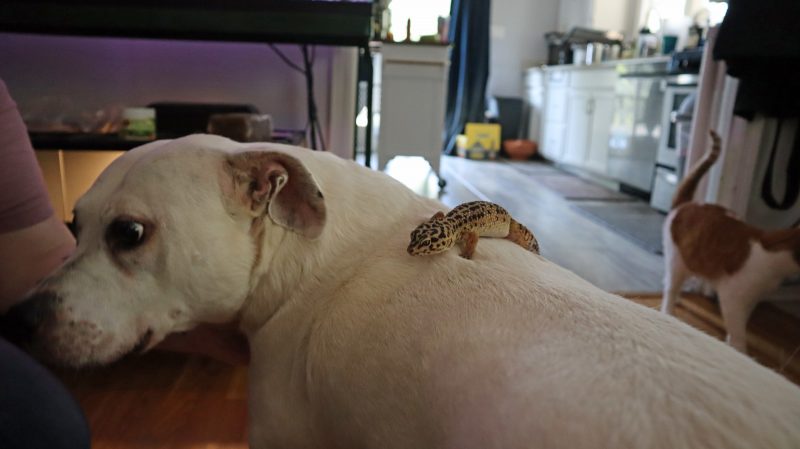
[30,130,306,151]
[532,55,671,72]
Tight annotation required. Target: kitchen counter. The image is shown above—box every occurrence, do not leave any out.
[30,133,145,151]
[30,130,306,151]
[533,55,671,72]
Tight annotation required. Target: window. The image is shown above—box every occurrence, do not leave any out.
[388,0,452,42]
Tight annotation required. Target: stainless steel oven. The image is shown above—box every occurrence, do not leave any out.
[606,68,667,194]
[650,76,698,212]
[656,79,698,168]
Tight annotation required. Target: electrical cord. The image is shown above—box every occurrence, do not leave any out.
[301,45,316,150]
[267,44,305,74]
[267,44,326,151]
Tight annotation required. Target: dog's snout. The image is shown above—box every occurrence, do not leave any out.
[0,291,60,346]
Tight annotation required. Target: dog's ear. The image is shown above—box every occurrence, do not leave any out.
[224,151,326,239]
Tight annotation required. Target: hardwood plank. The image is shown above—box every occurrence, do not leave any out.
[56,352,249,449]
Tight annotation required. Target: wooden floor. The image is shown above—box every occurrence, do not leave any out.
[57,354,249,449]
[56,293,800,449]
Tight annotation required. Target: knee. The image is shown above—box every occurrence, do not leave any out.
[0,339,90,449]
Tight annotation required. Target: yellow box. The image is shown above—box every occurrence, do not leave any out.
[456,123,501,160]
[466,123,501,151]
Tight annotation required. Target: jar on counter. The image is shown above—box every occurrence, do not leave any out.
[585,42,605,64]
[120,107,156,141]
[570,44,586,66]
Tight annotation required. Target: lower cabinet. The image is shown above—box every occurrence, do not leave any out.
[585,90,614,174]
[562,90,592,165]
[35,150,125,221]
[374,43,449,179]
[537,66,616,175]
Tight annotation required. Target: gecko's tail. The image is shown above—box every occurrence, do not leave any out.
[508,219,540,254]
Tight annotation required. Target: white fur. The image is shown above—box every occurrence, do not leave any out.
[32,135,800,448]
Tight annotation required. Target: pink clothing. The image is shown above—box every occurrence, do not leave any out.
[0,79,53,233]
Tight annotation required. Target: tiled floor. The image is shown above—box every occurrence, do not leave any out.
[385,155,665,293]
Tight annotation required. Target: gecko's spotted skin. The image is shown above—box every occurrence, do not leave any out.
[407,201,540,259]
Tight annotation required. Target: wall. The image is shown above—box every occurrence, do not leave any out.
[488,0,560,98]
[0,32,344,150]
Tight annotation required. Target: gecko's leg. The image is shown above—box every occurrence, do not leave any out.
[506,219,540,254]
[430,211,445,221]
[459,231,479,259]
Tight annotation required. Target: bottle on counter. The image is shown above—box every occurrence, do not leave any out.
[635,28,659,57]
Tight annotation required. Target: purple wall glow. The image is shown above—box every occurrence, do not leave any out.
[0,32,334,136]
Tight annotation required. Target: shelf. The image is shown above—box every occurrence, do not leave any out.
[0,1,373,47]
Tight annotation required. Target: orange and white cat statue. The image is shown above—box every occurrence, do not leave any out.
[661,130,800,352]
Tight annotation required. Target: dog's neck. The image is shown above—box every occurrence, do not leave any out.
[236,158,434,335]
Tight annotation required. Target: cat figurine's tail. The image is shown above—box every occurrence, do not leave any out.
[671,130,722,210]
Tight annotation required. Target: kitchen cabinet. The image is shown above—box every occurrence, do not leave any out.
[586,91,614,173]
[538,65,616,174]
[35,150,124,221]
[374,43,449,181]
[563,90,591,165]
[538,69,569,161]
[562,89,613,171]
[524,68,545,152]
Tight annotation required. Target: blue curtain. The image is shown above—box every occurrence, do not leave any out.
[443,0,491,155]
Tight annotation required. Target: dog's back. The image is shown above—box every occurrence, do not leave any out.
[313,224,800,449]
[271,142,800,448]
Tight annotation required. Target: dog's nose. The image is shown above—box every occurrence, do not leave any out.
[0,291,59,347]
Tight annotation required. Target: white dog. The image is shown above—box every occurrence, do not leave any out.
[10,135,800,448]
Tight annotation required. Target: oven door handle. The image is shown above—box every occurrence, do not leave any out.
[669,110,679,123]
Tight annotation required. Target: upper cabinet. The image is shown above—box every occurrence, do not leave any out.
[558,0,638,37]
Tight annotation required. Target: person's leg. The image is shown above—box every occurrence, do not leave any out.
[0,338,90,449]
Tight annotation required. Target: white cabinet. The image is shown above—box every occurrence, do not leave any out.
[538,65,616,175]
[586,91,614,173]
[374,43,449,179]
[563,89,614,171]
[563,90,592,165]
[524,68,545,149]
[538,68,570,161]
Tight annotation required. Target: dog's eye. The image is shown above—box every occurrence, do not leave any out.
[107,219,146,251]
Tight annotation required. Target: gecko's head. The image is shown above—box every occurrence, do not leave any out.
[407,220,452,256]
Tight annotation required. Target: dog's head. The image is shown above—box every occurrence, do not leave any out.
[7,135,325,366]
